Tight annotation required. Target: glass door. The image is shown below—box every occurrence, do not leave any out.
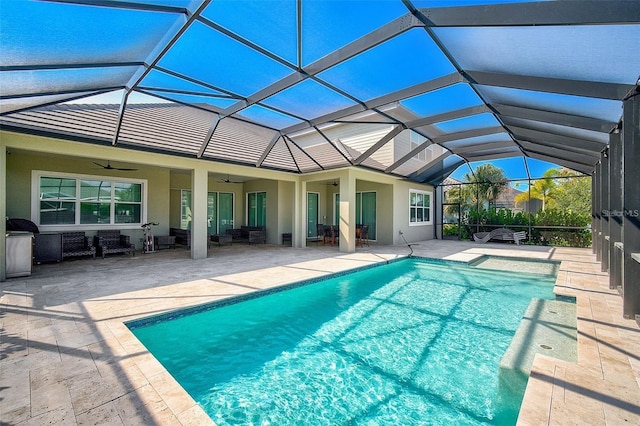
[307,192,319,238]
[247,192,266,227]
[207,192,217,235]
[334,192,376,240]
[218,192,234,234]
[360,192,377,240]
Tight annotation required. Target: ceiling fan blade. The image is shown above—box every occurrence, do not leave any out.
[92,161,137,171]
[220,175,242,183]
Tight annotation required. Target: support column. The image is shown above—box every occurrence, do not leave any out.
[622,96,640,320]
[591,170,597,254]
[609,131,623,290]
[435,185,444,240]
[191,167,208,259]
[294,180,305,248]
[594,162,602,261]
[338,170,356,253]
[601,150,610,273]
[1,143,6,282]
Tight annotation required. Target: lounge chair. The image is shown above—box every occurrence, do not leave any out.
[473,228,527,245]
[512,231,527,245]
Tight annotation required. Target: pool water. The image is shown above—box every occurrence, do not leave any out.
[470,255,560,276]
[129,258,557,425]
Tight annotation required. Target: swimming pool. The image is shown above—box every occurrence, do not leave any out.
[129,257,559,425]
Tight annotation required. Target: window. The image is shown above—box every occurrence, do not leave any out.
[247,191,266,227]
[34,172,145,228]
[410,189,432,225]
[410,131,428,162]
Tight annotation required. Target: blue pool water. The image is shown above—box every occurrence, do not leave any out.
[129,258,557,425]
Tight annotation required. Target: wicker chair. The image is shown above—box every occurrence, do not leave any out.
[62,232,96,260]
[94,230,135,258]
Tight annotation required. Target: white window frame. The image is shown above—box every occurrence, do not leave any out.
[31,170,148,231]
[409,188,433,226]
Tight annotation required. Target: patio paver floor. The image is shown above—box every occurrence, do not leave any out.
[1,240,638,425]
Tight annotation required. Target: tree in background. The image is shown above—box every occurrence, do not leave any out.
[515,168,560,211]
[473,164,509,207]
[444,164,508,215]
[553,169,591,216]
[514,167,590,214]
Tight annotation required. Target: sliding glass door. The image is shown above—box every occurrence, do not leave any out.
[182,190,234,234]
[307,192,319,238]
[247,191,266,227]
[333,191,377,240]
[218,192,234,234]
[359,192,377,240]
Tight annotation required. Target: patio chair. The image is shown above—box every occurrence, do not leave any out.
[323,225,339,246]
[62,231,96,260]
[315,223,325,243]
[94,230,135,258]
[358,224,370,247]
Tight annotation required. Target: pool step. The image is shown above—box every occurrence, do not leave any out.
[498,298,577,395]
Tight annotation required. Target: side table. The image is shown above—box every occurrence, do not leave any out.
[154,235,176,250]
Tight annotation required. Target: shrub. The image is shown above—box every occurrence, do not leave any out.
[460,207,591,247]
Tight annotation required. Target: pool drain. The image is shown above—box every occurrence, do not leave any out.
[540,344,553,350]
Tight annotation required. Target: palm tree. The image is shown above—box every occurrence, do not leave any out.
[471,164,509,207]
[515,168,560,211]
[443,164,508,216]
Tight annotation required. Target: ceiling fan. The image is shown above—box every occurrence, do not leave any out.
[92,160,137,171]
[220,174,242,183]
[325,179,339,187]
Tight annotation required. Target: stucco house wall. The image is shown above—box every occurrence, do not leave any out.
[2,130,436,257]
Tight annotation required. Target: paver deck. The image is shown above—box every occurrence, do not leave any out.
[1,240,638,425]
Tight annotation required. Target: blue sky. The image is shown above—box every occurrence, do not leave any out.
[449,156,569,183]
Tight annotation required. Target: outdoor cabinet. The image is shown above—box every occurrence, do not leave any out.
[33,233,63,264]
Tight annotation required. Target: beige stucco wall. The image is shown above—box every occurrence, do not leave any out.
[356,180,394,244]
[278,181,295,241]
[2,130,435,256]
[301,169,435,245]
[393,180,435,244]
[5,149,171,248]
